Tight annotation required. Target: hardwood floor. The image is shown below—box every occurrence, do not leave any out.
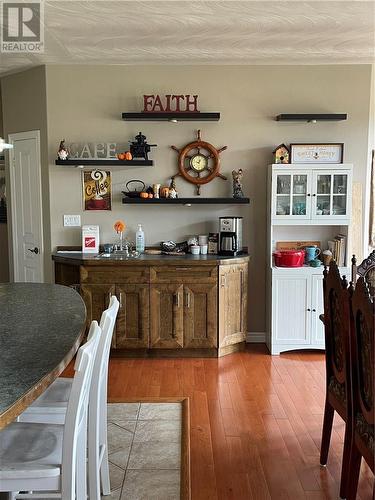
[74,344,373,499]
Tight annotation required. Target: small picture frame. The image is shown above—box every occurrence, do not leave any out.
[290,143,344,164]
[83,169,112,210]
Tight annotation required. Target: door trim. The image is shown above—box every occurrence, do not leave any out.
[8,130,44,282]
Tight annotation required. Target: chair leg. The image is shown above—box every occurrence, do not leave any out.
[320,400,335,465]
[76,428,88,500]
[339,422,353,499]
[346,443,362,500]
[88,425,101,500]
[100,443,111,496]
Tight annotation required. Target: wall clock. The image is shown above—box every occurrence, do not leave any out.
[171,130,227,195]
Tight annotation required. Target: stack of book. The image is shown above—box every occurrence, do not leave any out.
[328,234,347,266]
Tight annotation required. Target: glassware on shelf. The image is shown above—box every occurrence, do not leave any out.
[316,195,330,215]
[317,175,331,194]
[276,195,290,215]
[293,175,307,195]
[292,197,306,215]
[333,174,347,194]
[277,175,291,195]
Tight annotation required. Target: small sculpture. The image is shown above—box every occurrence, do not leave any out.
[232,169,244,198]
[57,139,69,160]
[273,144,290,164]
[168,177,178,198]
[129,132,157,161]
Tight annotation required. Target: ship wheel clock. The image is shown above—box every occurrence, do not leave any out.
[171,130,227,195]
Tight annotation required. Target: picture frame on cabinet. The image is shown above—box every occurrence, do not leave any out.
[290,143,344,164]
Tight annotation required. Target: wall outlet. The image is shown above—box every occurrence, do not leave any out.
[64,215,81,227]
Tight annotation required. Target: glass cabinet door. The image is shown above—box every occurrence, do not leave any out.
[313,171,350,218]
[274,172,310,218]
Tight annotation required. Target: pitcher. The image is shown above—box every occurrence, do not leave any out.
[305,245,321,263]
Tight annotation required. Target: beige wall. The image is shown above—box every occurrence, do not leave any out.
[1,66,51,281]
[45,64,372,332]
[1,64,371,331]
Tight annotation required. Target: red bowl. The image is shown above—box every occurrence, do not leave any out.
[273,250,305,267]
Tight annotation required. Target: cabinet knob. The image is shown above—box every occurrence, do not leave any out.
[307,308,311,312]
[312,194,316,197]
[312,309,316,312]
[307,193,311,197]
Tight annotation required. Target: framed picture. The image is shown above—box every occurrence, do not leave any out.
[290,143,344,164]
[83,169,112,210]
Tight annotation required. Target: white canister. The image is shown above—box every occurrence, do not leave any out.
[198,235,208,246]
[200,244,208,255]
[190,245,200,255]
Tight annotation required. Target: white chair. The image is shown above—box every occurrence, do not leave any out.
[18,295,119,499]
[0,321,101,499]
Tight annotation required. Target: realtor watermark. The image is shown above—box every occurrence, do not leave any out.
[1,0,44,53]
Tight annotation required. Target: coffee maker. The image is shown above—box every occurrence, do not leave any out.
[219,217,243,256]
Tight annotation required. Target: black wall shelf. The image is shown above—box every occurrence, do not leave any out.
[122,197,249,205]
[276,114,347,122]
[55,159,153,167]
[122,112,220,122]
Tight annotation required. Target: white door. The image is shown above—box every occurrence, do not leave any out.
[272,170,312,220]
[311,274,325,347]
[9,131,44,282]
[272,274,311,346]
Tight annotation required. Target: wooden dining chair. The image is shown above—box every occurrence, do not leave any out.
[320,260,352,499]
[351,250,375,298]
[346,276,374,499]
[0,321,101,499]
[18,295,119,500]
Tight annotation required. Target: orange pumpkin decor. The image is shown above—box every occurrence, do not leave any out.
[117,153,125,160]
[148,193,154,199]
[140,192,148,199]
[114,220,126,233]
[124,151,133,160]
[160,187,170,198]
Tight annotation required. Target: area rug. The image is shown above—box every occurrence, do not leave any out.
[104,398,190,500]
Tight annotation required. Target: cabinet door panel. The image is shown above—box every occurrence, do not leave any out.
[150,284,184,348]
[219,263,248,348]
[312,170,351,220]
[184,283,217,348]
[272,171,311,220]
[115,285,149,349]
[311,275,325,346]
[80,284,116,330]
[272,276,311,344]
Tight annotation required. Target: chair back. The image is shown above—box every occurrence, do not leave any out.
[61,321,101,498]
[351,250,375,298]
[323,261,351,412]
[350,276,375,433]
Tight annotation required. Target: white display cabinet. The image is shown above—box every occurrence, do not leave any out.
[266,163,353,355]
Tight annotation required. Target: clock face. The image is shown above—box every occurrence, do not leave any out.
[190,154,208,172]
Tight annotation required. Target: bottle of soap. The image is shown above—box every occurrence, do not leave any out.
[136,224,145,253]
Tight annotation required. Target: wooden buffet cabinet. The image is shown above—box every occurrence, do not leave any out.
[53,253,249,357]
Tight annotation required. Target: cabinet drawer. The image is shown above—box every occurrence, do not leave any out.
[80,265,149,284]
[150,266,217,283]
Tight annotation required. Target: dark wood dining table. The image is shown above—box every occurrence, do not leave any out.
[0,283,86,429]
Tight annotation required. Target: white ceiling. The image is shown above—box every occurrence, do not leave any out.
[0,0,374,75]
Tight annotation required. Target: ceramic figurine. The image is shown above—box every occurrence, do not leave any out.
[232,169,244,198]
[57,139,69,160]
[168,177,178,198]
[273,144,290,164]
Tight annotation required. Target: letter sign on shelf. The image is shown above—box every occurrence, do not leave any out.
[142,94,199,113]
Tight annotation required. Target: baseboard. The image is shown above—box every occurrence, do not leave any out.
[246,332,266,343]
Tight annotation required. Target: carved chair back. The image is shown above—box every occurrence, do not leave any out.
[351,250,375,299]
[323,260,352,416]
[349,276,375,468]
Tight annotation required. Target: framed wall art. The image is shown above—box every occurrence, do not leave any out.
[83,169,112,210]
[290,143,344,164]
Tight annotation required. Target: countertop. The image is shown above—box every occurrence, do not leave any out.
[53,251,250,266]
[0,283,86,428]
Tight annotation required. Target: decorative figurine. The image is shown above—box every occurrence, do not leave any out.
[129,132,157,161]
[168,177,178,198]
[57,139,69,160]
[232,169,245,199]
[273,144,290,164]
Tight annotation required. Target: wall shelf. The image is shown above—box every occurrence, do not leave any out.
[122,197,249,205]
[276,114,347,122]
[55,159,153,167]
[122,112,220,122]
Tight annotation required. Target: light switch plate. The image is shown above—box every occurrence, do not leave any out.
[64,215,81,227]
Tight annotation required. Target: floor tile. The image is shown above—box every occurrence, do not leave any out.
[121,469,180,500]
[108,461,126,491]
[108,402,140,421]
[134,419,181,443]
[107,422,134,454]
[102,487,122,500]
[138,403,181,421]
[127,441,181,470]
